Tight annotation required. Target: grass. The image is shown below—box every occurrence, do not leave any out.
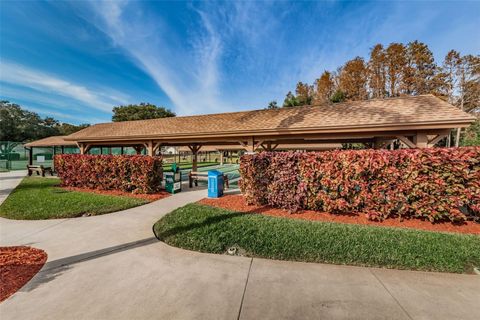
[153,203,480,273]
[0,177,148,220]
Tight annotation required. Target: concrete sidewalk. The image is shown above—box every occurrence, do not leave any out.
[0,172,479,319]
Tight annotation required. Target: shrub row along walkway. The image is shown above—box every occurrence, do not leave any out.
[0,171,479,319]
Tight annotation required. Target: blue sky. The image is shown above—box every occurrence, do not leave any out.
[1,1,479,124]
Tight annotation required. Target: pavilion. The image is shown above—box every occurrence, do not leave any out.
[27,95,475,171]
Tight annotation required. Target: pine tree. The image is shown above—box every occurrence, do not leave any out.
[368,44,387,98]
[338,57,368,101]
[295,82,314,105]
[313,71,335,104]
[283,91,300,107]
[441,50,462,103]
[385,43,407,97]
[403,41,437,95]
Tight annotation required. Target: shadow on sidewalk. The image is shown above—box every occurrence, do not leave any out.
[21,237,158,293]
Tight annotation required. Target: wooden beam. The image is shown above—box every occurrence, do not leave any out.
[396,136,416,149]
[427,134,447,147]
[238,140,247,148]
[153,142,162,155]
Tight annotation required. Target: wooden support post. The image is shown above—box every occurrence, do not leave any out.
[52,146,56,171]
[61,146,65,154]
[28,147,33,166]
[188,144,201,172]
[220,151,224,165]
[413,132,429,149]
[145,140,154,156]
[78,143,91,154]
[120,147,124,155]
[242,137,263,153]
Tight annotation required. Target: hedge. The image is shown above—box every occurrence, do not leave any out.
[54,154,163,194]
[239,147,480,223]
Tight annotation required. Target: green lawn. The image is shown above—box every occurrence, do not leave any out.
[153,203,480,273]
[0,177,148,220]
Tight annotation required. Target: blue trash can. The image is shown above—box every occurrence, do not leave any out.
[208,170,224,198]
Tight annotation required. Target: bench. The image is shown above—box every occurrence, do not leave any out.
[27,165,53,177]
[189,171,229,189]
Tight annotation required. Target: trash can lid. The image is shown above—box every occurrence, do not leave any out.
[208,170,223,177]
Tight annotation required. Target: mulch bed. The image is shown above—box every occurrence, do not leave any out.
[199,195,480,235]
[0,246,47,302]
[62,187,170,201]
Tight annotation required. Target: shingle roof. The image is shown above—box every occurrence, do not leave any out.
[25,136,77,147]
[178,143,342,152]
[67,95,475,141]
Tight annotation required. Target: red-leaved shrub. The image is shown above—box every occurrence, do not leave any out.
[239,147,480,223]
[54,154,163,194]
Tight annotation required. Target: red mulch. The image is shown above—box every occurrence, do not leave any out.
[198,195,480,235]
[62,187,170,201]
[0,246,47,302]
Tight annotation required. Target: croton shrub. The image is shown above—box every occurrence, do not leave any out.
[54,154,163,194]
[239,147,480,223]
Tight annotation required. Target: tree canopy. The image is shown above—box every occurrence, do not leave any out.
[112,103,175,122]
[0,101,89,142]
[278,40,479,146]
[280,40,479,112]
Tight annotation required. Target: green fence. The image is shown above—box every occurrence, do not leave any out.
[0,141,81,171]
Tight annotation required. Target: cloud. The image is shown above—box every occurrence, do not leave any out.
[85,1,228,115]
[0,60,127,112]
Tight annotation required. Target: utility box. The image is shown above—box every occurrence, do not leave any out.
[165,163,181,194]
[208,170,224,198]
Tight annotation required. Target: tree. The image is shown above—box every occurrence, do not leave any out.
[295,82,313,105]
[112,103,175,122]
[0,101,59,142]
[458,54,480,114]
[385,43,407,97]
[283,91,300,107]
[57,123,90,135]
[338,57,368,101]
[267,101,279,109]
[368,44,387,98]
[313,71,335,104]
[403,41,437,95]
[460,117,480,146]
[330,90,346,103]
[454,54,480,146]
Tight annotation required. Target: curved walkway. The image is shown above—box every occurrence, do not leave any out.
[0,171,479,320]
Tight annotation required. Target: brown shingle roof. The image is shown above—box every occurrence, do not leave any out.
[177,143,342,152]
[25,136,77,147]
[67,95,475,141]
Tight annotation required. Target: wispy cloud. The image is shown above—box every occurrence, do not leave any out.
[85,1,228,115]
[0,60,127,112]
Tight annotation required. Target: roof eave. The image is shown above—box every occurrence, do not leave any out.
[65,119,475,143]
